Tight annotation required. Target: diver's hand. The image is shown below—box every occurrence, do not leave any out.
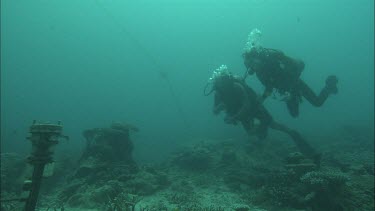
[325,75,338,94]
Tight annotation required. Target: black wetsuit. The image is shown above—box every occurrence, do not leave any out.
[213,77,320,164]
[245,48,335,117]
[214,79,272,139]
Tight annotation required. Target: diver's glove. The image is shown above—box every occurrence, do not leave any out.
[325,75,338,94]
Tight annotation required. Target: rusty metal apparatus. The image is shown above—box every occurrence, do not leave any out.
[23,120,67,211]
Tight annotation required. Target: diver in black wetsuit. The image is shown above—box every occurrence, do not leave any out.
[242,47,338,118]
[207,65,321,165]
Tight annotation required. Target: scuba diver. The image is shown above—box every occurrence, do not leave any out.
[242,29,338,118]
[205,65,321,165]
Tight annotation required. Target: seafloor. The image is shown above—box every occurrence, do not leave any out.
[1,124,374,211]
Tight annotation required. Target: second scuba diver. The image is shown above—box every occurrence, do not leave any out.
[242,29,338,118]
[205,65,321,165]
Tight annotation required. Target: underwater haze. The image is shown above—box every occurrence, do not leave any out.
[1,0,374,162]
[1,1,374,210]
